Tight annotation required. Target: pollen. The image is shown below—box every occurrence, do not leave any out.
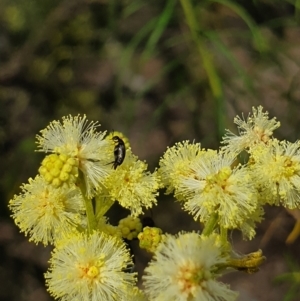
[253,125,271,143]
[77,263,101,280]
[39,154,79,188]
[206,166,232,190]
[176,262,208,297]
[282,156,297,177]
[87,266,99,278]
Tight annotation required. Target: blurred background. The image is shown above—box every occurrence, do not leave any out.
[1,0,300,300]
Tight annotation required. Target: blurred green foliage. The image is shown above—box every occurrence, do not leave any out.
[275,256,300,301]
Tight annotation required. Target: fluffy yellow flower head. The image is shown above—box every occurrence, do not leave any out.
[9,175,85,245]
[45,231,137,301]
[158,141,206,199]
[222,106,280,155]
[143,232,238,301]
[36,115,112,198]
[103,149,161,216]
[119,288,149,301]
[250,139,300,208]
[238,205,265,240]
[177,151,258,234]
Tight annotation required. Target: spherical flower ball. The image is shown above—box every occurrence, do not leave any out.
[222,106,280,155]
[36,115,112,198]
[45,231,137,301]
[103,149,161,216]
[9,175,85,245]
[143,232,238,301]
[177,150,258,234]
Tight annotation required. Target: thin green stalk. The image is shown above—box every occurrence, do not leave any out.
[78,174,96,234]
[141,0,176,60]
[202,212,218,236]
[83,195,96,234]
[108,0,117,33]
[212,0,266,52]
[95,195,115,219]
[296,0,300,23]
[220,226,228,243]
[179,0,225,139]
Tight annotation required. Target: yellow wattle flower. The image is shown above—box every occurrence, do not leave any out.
[222,105,280,155]
[103,149,161,216]
[45,231,137,301]
[36,115,112,198]
[118,216,142,240]
[138,226,164,253]
[9,175,85,245]
[39,153,79,188]
[143,232,238,301]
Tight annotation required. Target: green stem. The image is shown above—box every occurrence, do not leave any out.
[78,175,96,234]
[297,0,300,23]
[220,226,228,242]
[202,212,218,236]
[179,0,225,139]
[83,195,96,234]
[95,195,115,218]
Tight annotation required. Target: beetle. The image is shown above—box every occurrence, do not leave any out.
[110,136,126,169]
